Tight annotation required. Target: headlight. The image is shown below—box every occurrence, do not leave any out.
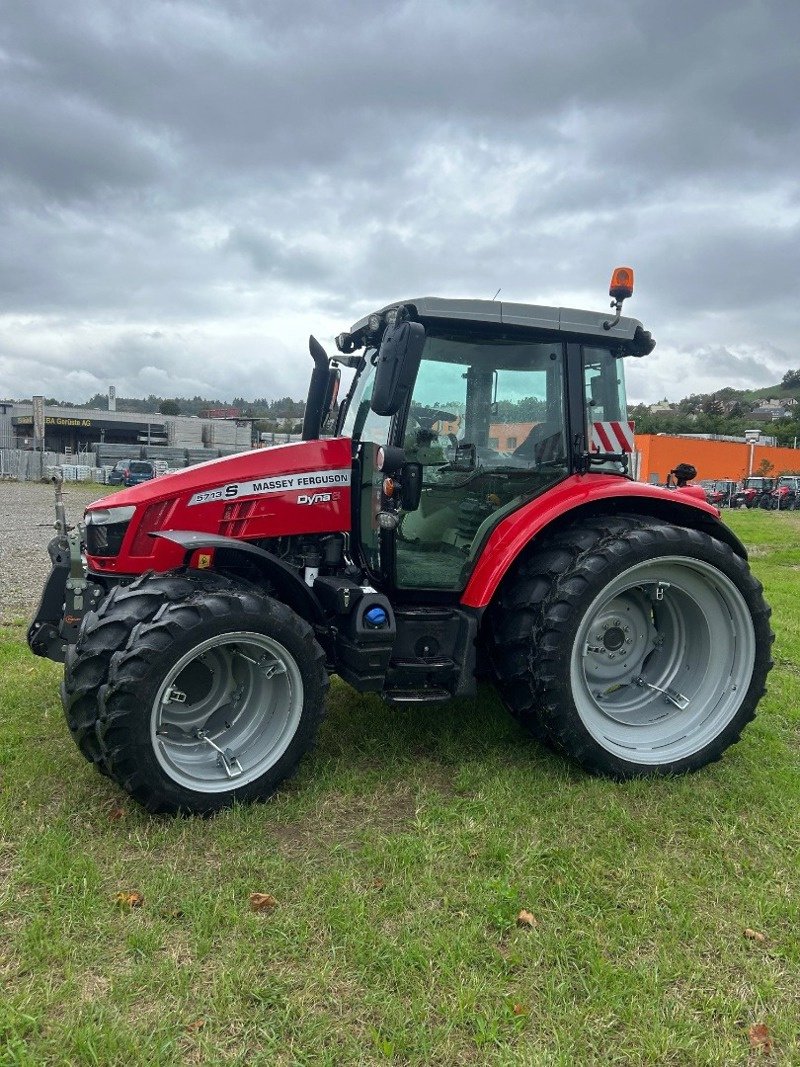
[85,505,136,557]
[85,505,136,526]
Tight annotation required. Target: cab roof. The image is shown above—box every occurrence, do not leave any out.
[350,296,647,345]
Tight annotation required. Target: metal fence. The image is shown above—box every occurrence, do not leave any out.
[0,449,63,480]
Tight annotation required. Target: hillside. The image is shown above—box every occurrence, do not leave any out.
[631,373,800,445]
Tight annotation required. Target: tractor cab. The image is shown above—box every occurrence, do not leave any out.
[334,291,653,594]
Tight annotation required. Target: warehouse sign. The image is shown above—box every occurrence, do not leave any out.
[17,415,94,427]
[14,414,165,432]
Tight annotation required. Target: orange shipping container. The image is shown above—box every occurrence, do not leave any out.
[634,434,800,484]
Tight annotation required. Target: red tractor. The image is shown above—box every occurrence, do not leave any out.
[733,477,776,509]
[28,269,773,814]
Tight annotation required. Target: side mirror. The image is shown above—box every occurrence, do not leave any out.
[371,320,426,417]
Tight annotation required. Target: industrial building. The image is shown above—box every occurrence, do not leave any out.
[5,399,253,464]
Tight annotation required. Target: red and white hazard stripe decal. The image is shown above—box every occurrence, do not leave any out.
[590,420,636,453]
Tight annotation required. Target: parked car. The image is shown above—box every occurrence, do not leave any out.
[107,459,135,485]
[122,460,156,487]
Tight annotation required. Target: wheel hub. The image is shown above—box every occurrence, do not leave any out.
[584,594,657,692]
[602,626,625,652]
[150,632,304,793]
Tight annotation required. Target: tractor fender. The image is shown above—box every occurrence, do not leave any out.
[151,531,324,624]
[460,474,747,609]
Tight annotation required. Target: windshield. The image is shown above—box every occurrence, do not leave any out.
[129,462,152,474]
[340,353,393,445]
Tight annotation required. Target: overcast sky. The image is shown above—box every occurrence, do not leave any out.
[1,0,798,406]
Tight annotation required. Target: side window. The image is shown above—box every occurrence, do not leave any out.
[584,346,629,465]
[492,361,565,467]
[584,346,626,424]
[395,338,568,591]
[402,357,470,471]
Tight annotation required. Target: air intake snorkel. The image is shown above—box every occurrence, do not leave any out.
[302,335,331,441]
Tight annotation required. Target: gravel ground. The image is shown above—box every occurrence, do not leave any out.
[0,480,114,622]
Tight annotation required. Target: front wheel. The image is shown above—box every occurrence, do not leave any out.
[493,519,773,777]
[93,580,327,814]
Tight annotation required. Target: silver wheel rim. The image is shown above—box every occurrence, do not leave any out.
[569,556,756,764]
[149,631,304,792]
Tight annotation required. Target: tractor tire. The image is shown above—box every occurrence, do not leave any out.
[487,516,647,742]
[63,571,233,773]
[491,517,773,778]
[64,572,328,814]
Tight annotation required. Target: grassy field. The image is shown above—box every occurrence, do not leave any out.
[1,510,798,1065]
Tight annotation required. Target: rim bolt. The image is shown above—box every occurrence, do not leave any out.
[608,653,616,659]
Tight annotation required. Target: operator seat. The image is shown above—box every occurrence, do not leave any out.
[512,422,565,465]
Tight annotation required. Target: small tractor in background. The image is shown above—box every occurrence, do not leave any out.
[28,269,773,814]
[734,476,776,509]
[762,475,800,510]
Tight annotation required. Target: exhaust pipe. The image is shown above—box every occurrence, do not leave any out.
[302,335,330,441]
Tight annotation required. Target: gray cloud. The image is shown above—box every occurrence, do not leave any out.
[1,0,799,403]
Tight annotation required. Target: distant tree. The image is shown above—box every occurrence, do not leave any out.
[158,399,181,416]
[781,369,800,389]
[702,397,724,416]
[756,458,775,477]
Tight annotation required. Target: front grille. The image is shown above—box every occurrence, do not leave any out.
[130,500,175,556]
[86,521,129,557]
[219,499,256,538]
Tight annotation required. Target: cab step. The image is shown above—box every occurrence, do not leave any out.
[382,688,453,705]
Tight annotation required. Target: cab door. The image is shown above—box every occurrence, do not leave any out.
[393,335,569,592]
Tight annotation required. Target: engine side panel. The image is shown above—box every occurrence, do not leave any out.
[85,437,353,575]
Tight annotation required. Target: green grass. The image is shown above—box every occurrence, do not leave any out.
[1,511,799,1065]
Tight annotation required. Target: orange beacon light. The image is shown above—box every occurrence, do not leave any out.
[609,266,634,302]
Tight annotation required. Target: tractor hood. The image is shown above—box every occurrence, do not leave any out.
[84,437,353,574]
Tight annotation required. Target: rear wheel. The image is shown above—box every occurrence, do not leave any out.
[491,518,772,777]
